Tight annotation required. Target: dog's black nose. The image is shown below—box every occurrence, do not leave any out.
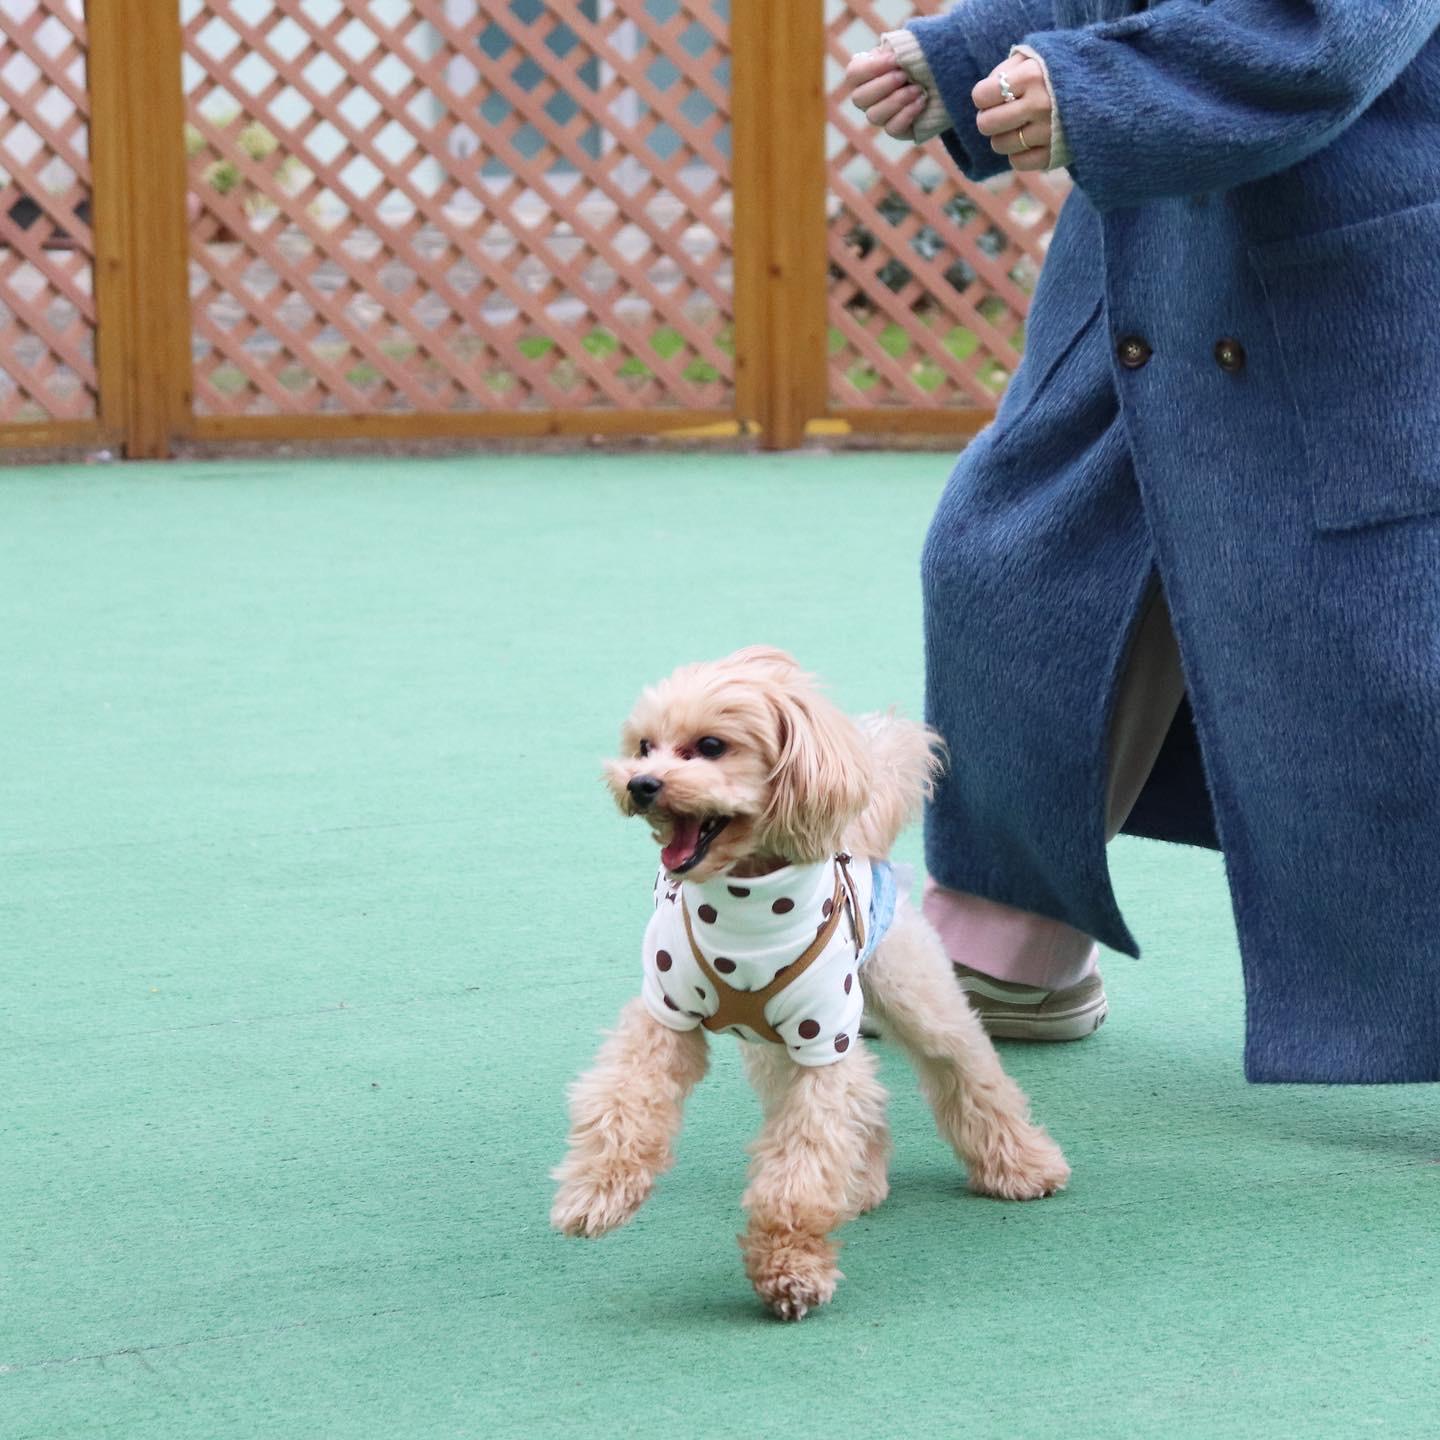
[627,774,663,808]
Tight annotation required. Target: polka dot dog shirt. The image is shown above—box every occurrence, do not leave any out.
[642,854,898,1066]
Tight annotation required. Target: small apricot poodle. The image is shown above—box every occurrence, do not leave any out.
[552,647,1068,1319]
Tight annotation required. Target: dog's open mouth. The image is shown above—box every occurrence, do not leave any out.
[660,813,732,874]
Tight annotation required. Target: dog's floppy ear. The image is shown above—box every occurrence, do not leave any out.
[759,678,873,863]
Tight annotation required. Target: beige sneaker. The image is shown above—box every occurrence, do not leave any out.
[954,964,1109,1041]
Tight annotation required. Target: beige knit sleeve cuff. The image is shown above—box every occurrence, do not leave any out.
[1009,44,1073,171]
[879,28,953,145]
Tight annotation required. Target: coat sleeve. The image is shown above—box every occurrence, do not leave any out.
[905,1,1057,181]
[1019,1,1440,211]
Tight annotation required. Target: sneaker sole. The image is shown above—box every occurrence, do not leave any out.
[968,996,1109,1042]
[861,996,1106,1043]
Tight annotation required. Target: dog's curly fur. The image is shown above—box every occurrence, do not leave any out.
[552,647,1069,1319]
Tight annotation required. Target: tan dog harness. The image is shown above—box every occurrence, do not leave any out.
[640,853,893,1065]
[680,857,864,1044]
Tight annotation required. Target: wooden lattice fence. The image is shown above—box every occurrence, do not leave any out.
[0,0,1070,457]
[0,0,95,431]
[182,0,733,425]
[825,1,1067,420]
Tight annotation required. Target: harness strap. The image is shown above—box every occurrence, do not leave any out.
[681,859,862,1043]
[837,852,865,955]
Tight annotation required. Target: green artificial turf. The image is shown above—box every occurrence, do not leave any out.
[2,453,1436,1439]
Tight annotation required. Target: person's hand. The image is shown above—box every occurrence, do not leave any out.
[972,55,1052,171]
[845,45,928,139]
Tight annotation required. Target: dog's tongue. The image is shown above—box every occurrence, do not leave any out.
[662,816,702,872]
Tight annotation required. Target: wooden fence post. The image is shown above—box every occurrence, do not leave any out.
[89,0,193,459]
[731,0,828,450]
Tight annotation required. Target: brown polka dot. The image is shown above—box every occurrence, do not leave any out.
[798,1018,820,1040]
[822,898,834,919]
[655,949,672,972]
[834,1033,850,1053]
[772,897,794,915]
[698,904,718,924]
[844,973,853,994]
[727,885,751,898]
[774,967,789,980]
[714,956,736,974]
[663,994,678,1010]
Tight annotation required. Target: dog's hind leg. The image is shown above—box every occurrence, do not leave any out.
[862,904,1070,1201]
[739,1044,887,1320]
[551,998,708,1237]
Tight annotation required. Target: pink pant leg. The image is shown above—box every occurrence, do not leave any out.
[922,880,1104,991]
[924,587,1186,990]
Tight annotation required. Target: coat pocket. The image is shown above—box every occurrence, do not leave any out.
[1251,199,1440,532]
[987,295,1106,464]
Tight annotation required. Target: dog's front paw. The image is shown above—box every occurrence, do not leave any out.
[967,1122,1070,1201]
[742,1225,842,1321]
[550,1164,654,1238]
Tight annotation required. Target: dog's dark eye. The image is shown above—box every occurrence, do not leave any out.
[637,738,651,758]
[695,736,727,759]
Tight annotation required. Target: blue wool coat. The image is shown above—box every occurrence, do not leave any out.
[909,0,1440,1082]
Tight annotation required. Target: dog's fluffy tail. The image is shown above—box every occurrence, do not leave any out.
[848,711,946,859]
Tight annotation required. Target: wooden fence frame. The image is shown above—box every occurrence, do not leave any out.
[2,0,1007,460]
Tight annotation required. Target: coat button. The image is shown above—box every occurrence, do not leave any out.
[1214,338,1246,373]
[1117,335,1152,369]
